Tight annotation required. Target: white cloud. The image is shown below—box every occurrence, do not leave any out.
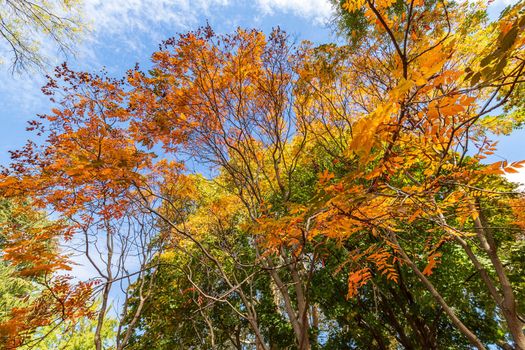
[76,0,231,57]
[486,0,521,19]
[79,0,332,43]
[505,168,525,191]
[255,0,334,24]
[82,0,229,34]
[490,0,520,6]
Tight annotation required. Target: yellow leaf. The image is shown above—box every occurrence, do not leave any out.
[342,0,366,12]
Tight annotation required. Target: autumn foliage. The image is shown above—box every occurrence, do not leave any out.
[1,0,525,349]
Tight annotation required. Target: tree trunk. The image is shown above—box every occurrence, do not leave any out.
[390,232,487,350]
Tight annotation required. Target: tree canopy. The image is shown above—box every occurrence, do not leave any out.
[0,0,524,349]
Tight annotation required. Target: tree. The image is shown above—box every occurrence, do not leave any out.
[297,0,525,348]
[0,198,94,350]
[1,0,524,348]
[20,307,117,350]
[0,0,84,73]
[0,67,160,349]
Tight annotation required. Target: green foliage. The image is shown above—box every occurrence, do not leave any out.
[0,0,85,72]
[0,263,34,325]
[329,0,369,45]
[20,314,116,350]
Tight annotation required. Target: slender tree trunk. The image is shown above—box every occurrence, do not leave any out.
[266,253,312,350]
[435,198,523,349]
[95,220,113,350]
[472,203,525,350]
[95,281,111,350]
[379,289,416,350]
[388,277,440,350]
[390,232,487,350]
[289,260,311,350]
[117,267,158,350]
